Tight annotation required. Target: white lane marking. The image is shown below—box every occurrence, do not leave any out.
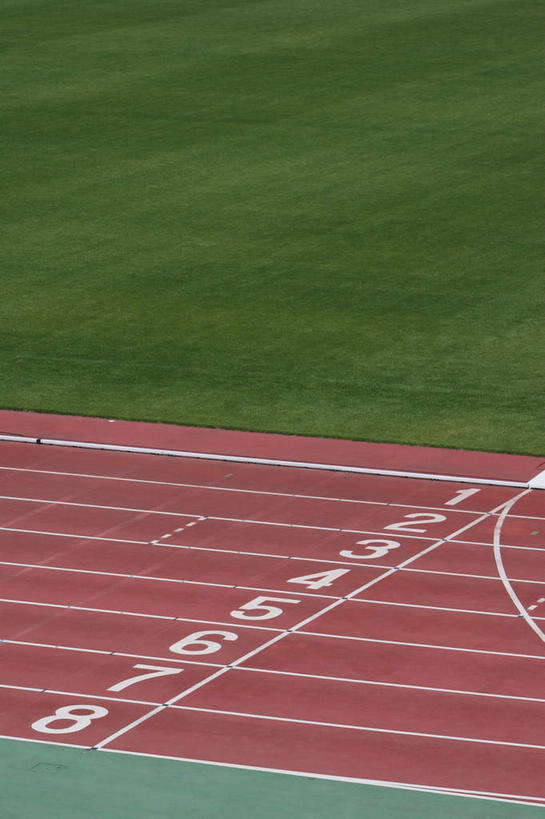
[299,629,545,661]
[2,524,545,585]
[0,639,223,670]
[0,598,282,631]
[493,490,545,644]
[0,561,342,602]
[0,465,500,516]
[4,559,544,617]
[5,637,545,704]
[100,748,545,806]
[0,435,529,488]
[0,683,158,707]
[236,665,545,704]
[0,496,200,519]
[164,703,545,751]
[93,497,529,750]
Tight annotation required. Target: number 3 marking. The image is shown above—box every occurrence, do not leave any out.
[32,704,108,734]
[339,539,400,560]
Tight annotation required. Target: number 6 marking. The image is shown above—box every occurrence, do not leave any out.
[339,539,400,560]
[32,704,108,734]
[169,630,238,655]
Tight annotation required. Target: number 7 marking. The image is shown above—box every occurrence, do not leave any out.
[108,664,183,692]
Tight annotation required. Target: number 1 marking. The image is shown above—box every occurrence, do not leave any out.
[108,664,183,692]
[444,488,481,506]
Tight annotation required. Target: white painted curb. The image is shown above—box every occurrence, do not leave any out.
[0,433,539,489]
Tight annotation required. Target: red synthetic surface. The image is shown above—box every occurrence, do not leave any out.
[1,412,544,805]
[1,409,544,481]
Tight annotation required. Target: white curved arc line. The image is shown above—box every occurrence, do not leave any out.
[493,489,545,644]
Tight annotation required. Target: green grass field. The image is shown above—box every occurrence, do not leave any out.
[2,0,543,454]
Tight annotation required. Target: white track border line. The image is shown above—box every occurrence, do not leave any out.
[1,735,544,809]
[2,433,542,488]
[493,491,545,644]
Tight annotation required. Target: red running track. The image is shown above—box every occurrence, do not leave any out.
[0,414,544,806]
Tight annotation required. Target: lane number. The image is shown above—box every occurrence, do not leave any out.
[444,488,481,507]
[384,512,447,533]
[339,539,400,560]
[230,595,301,620]
[287,568,349,590]
[32,704,108,734]
[169,630,238,656]
[108,664,183,692]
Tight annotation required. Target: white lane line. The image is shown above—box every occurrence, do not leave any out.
[99,748,545,807]
[2,524,545,585]
[4,560,543,618]
[0,466,492,516]
[493,490,545,644]
[236,665,545,704]
[0,639,224,671]
[92,496,526,750]
[5,637,545,704]
[0,434,531,488]
[0,560,342,602]
[0,495,199,519]
[0,683,159,707]
[299,629,545,661]
[350,598,521,618]
[0,598,282,632]
[162,703,545,751]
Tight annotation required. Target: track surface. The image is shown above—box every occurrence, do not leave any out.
[0,424,544,807]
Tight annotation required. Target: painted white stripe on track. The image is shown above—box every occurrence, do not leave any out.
[493,491,545,644]
[92,496,526,750]
[0,465,502,517]
[5,637,545,704]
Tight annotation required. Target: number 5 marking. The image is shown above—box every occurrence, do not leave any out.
[108,664,183,692]
[384,512,446,533]
[339,539,400,560]
[230,595,300,620]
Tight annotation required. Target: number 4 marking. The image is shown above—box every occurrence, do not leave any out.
[287,568,350,590]
[108,664,183,692]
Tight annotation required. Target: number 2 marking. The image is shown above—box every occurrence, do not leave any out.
[108,664,183,692]
[444,488,481,506]
[384,512,447,533]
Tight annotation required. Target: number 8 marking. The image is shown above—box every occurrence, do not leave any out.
[32,704,108,734]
